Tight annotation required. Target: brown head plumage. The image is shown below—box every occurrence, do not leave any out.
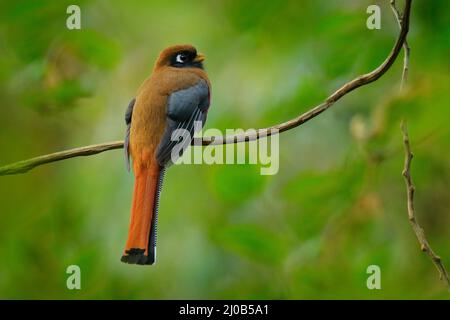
[154,44,205,70]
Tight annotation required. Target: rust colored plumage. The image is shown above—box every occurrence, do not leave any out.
[122,45,211,265]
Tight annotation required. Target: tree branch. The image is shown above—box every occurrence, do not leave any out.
[401,120,450,290]
[0,141,124,175]
[0,0,412,176]
[390,0,410,90]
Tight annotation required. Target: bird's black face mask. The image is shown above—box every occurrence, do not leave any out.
[170,50,204,69]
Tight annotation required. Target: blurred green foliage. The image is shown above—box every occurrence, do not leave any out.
[0,0,449,299]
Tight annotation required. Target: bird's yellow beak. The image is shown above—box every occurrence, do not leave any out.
[194,54,205,63]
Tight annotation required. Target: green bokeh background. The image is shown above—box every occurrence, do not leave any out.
[0,0,449,299]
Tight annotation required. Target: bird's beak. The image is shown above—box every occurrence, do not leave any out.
[194,54,205,63]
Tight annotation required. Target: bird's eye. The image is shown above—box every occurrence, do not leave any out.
[176,53,188,63]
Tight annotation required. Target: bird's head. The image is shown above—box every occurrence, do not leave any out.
[154,44,205,70]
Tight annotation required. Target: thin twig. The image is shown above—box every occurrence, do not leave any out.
[0,141,123,175]
[390,0,410,90]
[0,0,413,176]
[401,120,450,290]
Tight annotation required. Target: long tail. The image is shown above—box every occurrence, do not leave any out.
[121,162,165,265]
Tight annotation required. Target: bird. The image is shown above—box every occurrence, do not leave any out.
[121,44,211,265]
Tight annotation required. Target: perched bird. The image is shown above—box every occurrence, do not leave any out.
[121,45,211,265]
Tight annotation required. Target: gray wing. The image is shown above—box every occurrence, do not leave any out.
[156,79,210,167]
[124,98,135,171]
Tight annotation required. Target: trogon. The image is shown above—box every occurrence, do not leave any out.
[121,45,211,265]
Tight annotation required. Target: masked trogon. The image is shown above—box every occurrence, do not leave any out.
[121,45,211,265]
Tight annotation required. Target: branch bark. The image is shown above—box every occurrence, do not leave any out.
[0,141,124,175]
[400,121,450,290]
[0,0,412,176]
[390,0,410,90]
